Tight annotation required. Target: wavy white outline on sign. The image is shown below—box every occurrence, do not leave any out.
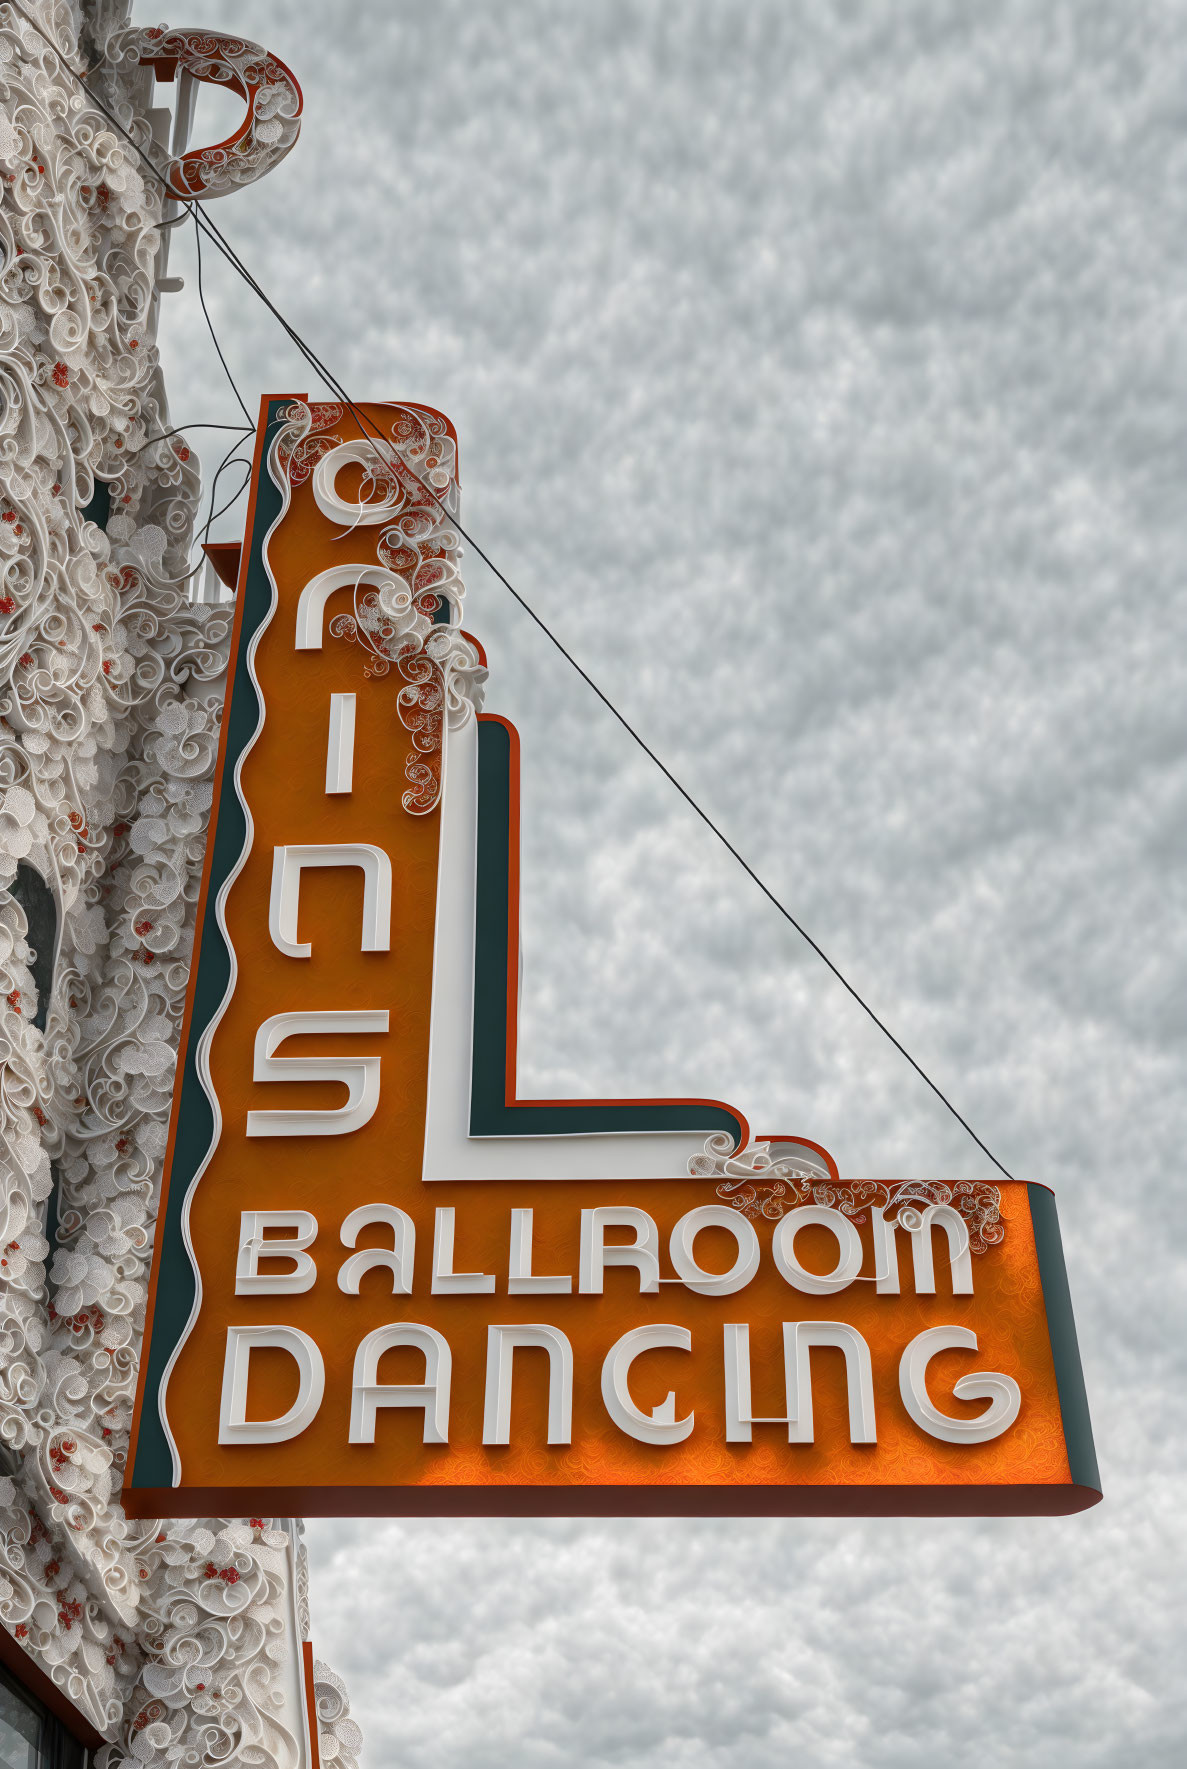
[157,422,293,1484]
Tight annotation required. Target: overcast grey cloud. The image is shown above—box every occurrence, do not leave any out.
[159,2,1185,1763]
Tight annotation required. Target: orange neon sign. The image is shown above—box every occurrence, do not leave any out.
[126,398,1099,1517]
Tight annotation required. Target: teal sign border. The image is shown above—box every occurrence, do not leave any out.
[131,399,290,1491]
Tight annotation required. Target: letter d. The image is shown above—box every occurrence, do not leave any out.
[218,1325,325,1444]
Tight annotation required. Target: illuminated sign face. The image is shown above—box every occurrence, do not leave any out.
[125,398,1100,1518]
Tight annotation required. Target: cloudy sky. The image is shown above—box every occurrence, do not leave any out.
[158,3,1185,1764]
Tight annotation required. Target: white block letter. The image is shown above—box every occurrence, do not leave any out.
[874,1204,973,1295]
[482,1324,573,1445]
[269,843,392,959]
[508,1209,572,1295]
[246,1010,388,1137]
[218,1325,324,1444]
[350,1323,451,1444]
[236,1210,318,1294]
[431,1207,495,1294]
[670,1206,760,1296]
[772,1206,864,1295]
[783,1321,877,1444]
[722,1322,787,1443]
[899,1326,1020,1445]
[580,1208,659,1294]
[326,693,356,794]
[601,1324,693,1445]
[338,1204,415,1295]
[296,563,409,649]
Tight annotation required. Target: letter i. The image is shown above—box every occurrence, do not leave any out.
[326,693,356,793]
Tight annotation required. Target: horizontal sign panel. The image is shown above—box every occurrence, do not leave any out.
[126,398,1099,1517]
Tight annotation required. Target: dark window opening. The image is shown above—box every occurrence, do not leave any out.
[81,479,111,532]
[8,863,56,1032]
[5,867,61,1259]
[43,1160,62,1303]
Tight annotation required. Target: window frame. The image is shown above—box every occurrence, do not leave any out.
[0,1646,100,1759]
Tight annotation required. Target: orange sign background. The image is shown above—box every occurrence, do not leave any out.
[126,399,1099,1517]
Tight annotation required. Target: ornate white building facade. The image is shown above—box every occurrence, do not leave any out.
[0,6,359,1767]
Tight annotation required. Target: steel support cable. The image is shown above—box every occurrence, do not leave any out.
[193,213,254,427]
[200,436,253,549]
[125,422,253,457]
[166,433,254,588]
[16,4,1017,1182]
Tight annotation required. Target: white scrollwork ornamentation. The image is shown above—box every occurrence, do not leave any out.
[691,1134,1004,1253]
[107,27,303,200]
[312,1660,363,1769]
[0,5,356,1762]
[271,399,487,814]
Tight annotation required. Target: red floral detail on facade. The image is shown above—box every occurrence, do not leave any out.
[56,1303,106,1338]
